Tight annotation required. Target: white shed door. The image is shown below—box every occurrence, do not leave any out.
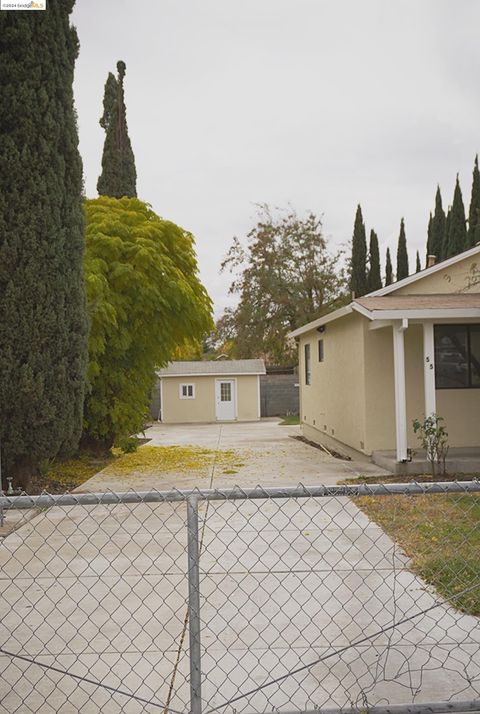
[215,379,236,421]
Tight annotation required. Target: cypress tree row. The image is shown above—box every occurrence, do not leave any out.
[367,229,382,292]
[468,155,480,248]
[385,248,393,286]
[444,176,467,258]
[430,186,446,261]
[416,250,421,273]
[396,217,409,280]
[0,2,88,486]
[350,204,368,297]
[97,60,137,198]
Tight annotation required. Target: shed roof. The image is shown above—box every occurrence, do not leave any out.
[157,359,266,377]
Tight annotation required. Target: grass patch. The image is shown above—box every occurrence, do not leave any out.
[353,491,480,616]
[29,452,116,495]
[278,414,300,426]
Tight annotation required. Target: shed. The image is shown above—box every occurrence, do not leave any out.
[154,359,266,423]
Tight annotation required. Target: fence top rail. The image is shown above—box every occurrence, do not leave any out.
[0,479,479,509]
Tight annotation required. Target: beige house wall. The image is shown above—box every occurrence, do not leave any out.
[437,389,480,446]
[298,314,367,454]
[300,312,480,455]
[394,254,478,295]
[354,321,480,453]
[364,324,424,453]
[161,374,260,423]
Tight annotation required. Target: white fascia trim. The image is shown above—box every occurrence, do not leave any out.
[159,372,266,378]
[365,244,480,298]
[288,305,353,338]
[368,308,480,320]
[350,302,374,319]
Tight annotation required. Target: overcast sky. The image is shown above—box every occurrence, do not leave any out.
[72,0,480,316]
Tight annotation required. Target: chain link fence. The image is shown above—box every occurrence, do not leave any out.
[0,482,479,714]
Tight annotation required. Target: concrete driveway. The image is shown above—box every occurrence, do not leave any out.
[83,418,390,493]
[0,420,478,712]
[146,418,391,486]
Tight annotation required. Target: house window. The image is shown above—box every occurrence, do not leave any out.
[304,343,311,385]
[434,325,480,389]
[318,339,324,362]
[179,383,195,399]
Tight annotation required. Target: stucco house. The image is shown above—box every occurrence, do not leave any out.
[153,359,266,423]
[289,245,480,468]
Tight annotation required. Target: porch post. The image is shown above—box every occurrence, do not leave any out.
[422,321,436,417]
[393,319,408,462]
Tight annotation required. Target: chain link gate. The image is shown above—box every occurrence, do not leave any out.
[0,482,479,713]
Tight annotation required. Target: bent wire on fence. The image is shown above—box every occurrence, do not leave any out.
[0,481,479,714]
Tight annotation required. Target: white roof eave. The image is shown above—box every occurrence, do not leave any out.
[287,305,353,338]
[367,307,480,321]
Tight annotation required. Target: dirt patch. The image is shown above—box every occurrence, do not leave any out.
[292,435,351,461]
[342,472,478,484]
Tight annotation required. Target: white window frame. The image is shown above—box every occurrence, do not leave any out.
[179,383,195,399]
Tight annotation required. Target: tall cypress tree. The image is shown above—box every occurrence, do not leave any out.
[385,248,393,286]
[97,60,137,198]
[367,229,382,292]
[0,2,88,485]
[396,217,409,280]
[430,186,446,260]
[444,176,467,258]
[416,250,421,273]
[443,207,451,259]
[350,204,368,297]
[426,211,433,263]
[468,155,480,247]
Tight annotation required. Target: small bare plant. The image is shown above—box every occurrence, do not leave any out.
[413,414,449,477]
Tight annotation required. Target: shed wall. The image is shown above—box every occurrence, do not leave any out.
[160,375,260,423]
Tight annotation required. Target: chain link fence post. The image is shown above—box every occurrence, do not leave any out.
[187,494,202,714]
